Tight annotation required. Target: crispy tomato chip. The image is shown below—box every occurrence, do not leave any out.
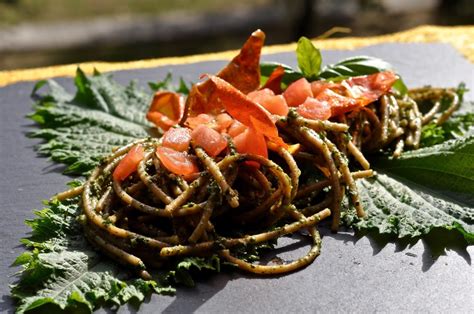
[206,75,283,141]
[261,65,285,94]
[184,83,218,117]
[217,29,265,94]
[315,88,358,117]
[186,30,266,116]
[345,71,398,105]
[309,71,398,117]
[146,91,184,131]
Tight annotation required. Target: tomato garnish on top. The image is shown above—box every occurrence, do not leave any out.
[248,88,289,116]
[146,91,184,131]
[283,71,398,118]
[162,127,192,152]
[155,146,199,177]
[283,78,313,107]
[191,124,228,157]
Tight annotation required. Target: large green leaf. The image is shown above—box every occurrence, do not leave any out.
[348,174,474,244]
[11,198,176,313]
[420,112,474,147]
[29,69,151,174]
[375,135,474,204]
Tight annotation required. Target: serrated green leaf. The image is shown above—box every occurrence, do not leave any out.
[166,256,221,287]
[31,80,48,96]
[375,135,474,203]
[12,197,176,313]
[296,37,322,80]
[351,174,474,244]
[29,69,152,174]
[12,252,33,266]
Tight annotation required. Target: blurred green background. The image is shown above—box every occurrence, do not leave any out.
[0,0,472,70]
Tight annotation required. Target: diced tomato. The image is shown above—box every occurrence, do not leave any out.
[311,81,330,96]
[162,127,192,152]
[146,91,184,131]
[248,88,275,104]
[156,146,199,177]
[215,113,234,132]
[261,66,285,94]
[297,97,331,120]
[233,126,268,159]
[227,120,247,137]
[185,113,233,133]
[248,89,288,116]
[262,95,289,116]
[113,145,145,181]
[191,124,228,157]
[185,113,214,130]
[283,78,313,107]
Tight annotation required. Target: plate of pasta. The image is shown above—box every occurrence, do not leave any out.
[5,30,473,313]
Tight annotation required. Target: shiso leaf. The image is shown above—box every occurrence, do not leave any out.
[346,174,473,244]
[375,135,474,204]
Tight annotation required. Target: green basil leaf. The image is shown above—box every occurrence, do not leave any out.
[296,36,322,80]
[318,55,394,79]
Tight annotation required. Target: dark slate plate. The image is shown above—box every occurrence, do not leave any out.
[1,43,473,313]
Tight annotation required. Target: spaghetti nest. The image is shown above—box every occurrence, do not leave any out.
[77,137,334,279]
[56,84,458,279]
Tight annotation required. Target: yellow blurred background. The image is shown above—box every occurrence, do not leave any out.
[0,0,472,70]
